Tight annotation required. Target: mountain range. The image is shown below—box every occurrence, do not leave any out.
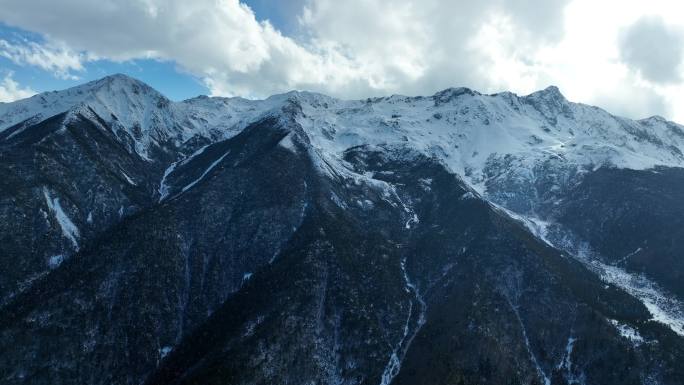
[1,74,684,385]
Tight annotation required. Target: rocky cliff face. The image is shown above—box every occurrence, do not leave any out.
[1,75,684,385]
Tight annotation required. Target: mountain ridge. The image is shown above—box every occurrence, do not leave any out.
[4,73,682,139]
[4,73,684,178]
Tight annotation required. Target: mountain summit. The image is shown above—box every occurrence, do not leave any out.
[1,75,684,385]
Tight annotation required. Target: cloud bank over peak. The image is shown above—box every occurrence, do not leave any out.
[0,0,570,97]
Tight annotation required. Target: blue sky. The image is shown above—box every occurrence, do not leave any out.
[1,0,684,122]
[245,0,305,35]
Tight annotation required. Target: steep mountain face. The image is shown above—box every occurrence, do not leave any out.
[0,76,281,304]
[1,75,684,385]
[0,106,156,303]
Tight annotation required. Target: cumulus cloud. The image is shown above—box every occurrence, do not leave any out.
[0,0,361,97]
[0,73,35,102]
[299,0,571,96]
[619,16,684,84]
[0,0,571,98]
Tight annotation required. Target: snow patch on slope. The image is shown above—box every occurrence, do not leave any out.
[503,210,684,338]
[489,202,553,246]
[592,259,684,337]
[609,319,644,344]
[43,187,79,250]
[278,132,297,153]
[48,254,64,269]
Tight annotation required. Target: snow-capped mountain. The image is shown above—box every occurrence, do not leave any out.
[0,74,284,161]
[295,85,684,178]
[1,74,684,385]
[5,75,684,172]
[5,74,684,191]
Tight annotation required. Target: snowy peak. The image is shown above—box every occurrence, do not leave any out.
[432,87,480,106]
[79,73,171,115]
[92,73,162,92]
[525,85,566,102]
[521,85,571,122]
[0,74,188,160]
[0,74,166,130]
[638,115,684,133]
[3,76,178,160]
[640,115,668,124]
[78,73,167,101]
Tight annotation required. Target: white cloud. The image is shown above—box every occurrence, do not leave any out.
[0,73,35,102]
[619,16,683,85]
[0,0,363,97]
[525,0,684,121]
[0,0,571,98]
[1,0,684,121]
[299,0,572,96]
[0,39,87,80]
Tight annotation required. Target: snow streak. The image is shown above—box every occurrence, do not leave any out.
[43,187,79,250]
[158,162,177,201]
[379,257,426,385]
[505,296,550,385]
[158,144,211,201]
[557,336,576,371]
[181,151,230,193]
[121,171,136,186]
